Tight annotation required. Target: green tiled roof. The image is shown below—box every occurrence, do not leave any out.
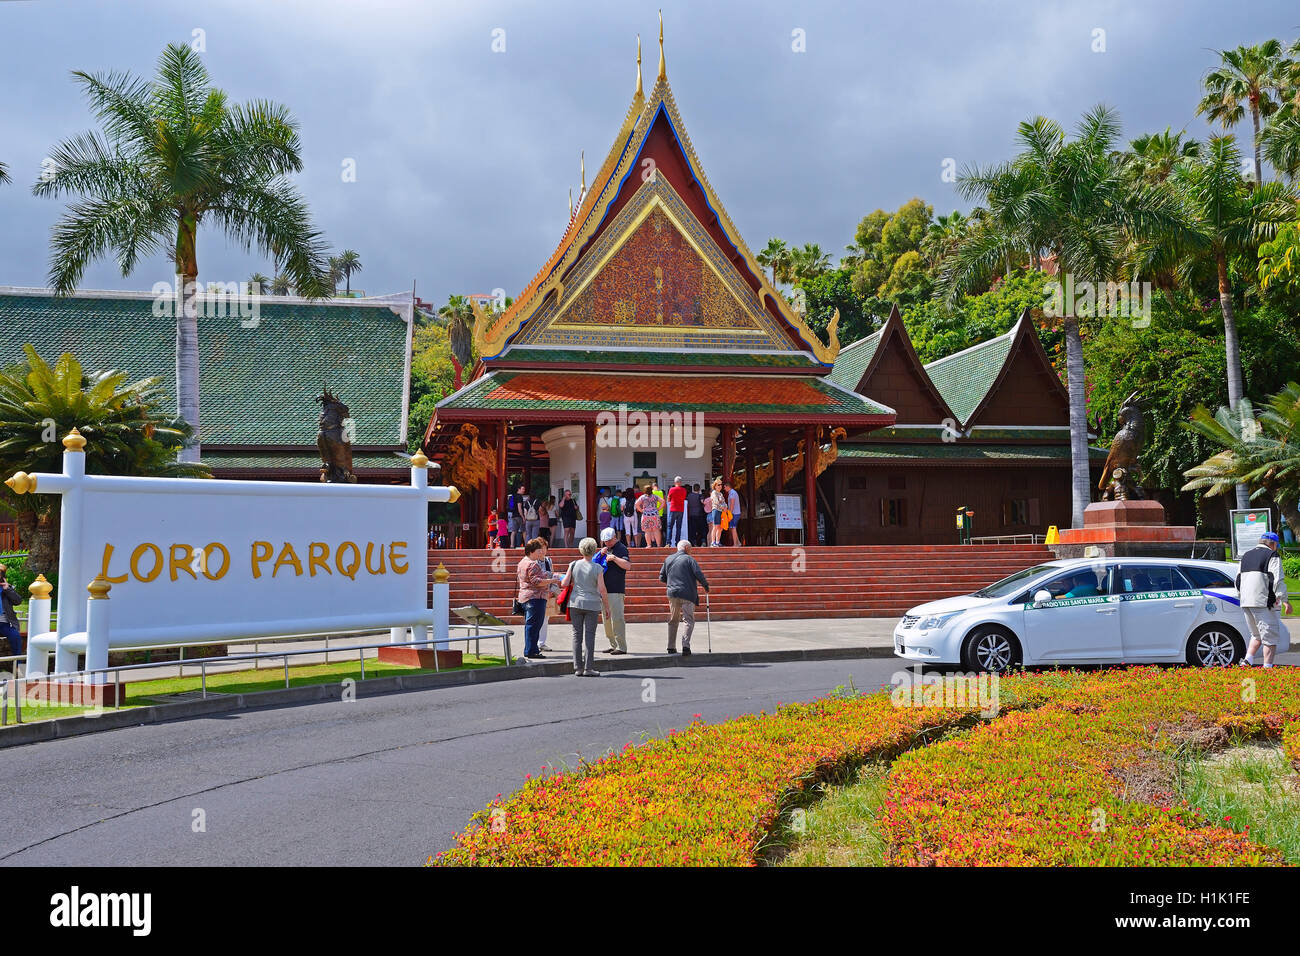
[828,331,882,389]
[438,370,892,418]
[0,290,410,446]
[837,442,1108,462]
[924,327,1016,424]
[202,451,410,471]
[496,347,822,370]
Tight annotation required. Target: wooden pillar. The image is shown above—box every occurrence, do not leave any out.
[496,420,508,513]
[745,445,756,524]
[722,424,736,483]
[584,420,598,540]
[804,424,818,545]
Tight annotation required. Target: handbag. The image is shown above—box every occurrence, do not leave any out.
[556,583,571,613]
[512,598,526,616]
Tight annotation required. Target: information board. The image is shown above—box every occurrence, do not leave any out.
[775,494,803,530]
[1230,509,1271,558]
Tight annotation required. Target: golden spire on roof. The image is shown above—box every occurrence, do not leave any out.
[657,10,666,81]
[568,187,573,218]
[635,34,644,103]
[580,150,586,196]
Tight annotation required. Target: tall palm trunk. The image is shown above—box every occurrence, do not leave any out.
[1216,249,1251,510]
[175,216,201,463]
[1251,98,1263,185]
[1064,316,1091,527]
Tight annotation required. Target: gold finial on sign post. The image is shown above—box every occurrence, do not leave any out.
[4,472,35,495]
[411,451,430,469]
[29,574,53,600]
[87,575,112,600]
[62,428,87,452]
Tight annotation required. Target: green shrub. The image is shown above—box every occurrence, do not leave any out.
[1284,555,1300,580]
[0,553,58,608]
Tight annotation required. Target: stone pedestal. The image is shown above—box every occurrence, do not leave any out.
[377,646,463,669]
[1051,500,1198,560]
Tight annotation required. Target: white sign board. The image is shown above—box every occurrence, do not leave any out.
[775,494,803,530]
[1230,508,1271,559]
[7,436,455,677]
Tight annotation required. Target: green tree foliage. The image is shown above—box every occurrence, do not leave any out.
[902,269,1054,363]
[800,268,875,344]
[0,347,208,573]
[849,199,933,300]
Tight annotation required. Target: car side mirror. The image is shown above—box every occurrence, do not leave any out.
[1033,589,1053,605]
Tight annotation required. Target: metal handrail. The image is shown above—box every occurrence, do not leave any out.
[0,625,512,727]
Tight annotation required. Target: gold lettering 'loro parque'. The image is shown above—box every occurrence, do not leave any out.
[95,540,411,584]
[6,427,457,680]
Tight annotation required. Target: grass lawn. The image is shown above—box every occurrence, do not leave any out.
[773,762,892,867]
[1176,742,1300,864]
[1,653,505,726]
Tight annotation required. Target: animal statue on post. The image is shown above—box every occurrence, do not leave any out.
[317,388,357,483]
[1099,391,1146,501]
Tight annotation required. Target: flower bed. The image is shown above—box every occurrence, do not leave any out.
[434,668,1300,867]
[882,667,1300,865]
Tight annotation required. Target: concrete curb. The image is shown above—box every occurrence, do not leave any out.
[0,644,898,749]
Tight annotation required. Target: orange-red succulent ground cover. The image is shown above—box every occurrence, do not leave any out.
[433,667,1300,866]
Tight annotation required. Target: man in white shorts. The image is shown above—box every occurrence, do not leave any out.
[1237,531,1291,668]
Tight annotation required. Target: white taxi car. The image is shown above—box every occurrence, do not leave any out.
[893,557,1266,672]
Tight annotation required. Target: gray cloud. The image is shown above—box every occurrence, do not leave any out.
[1,0,1296,306]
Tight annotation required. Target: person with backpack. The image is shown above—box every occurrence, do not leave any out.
[706,478,725,547]
[559,490,578,548]
[659,540,710,656]
[623,487,640,547]
[725,480,743,547]
[687,483,706,546]
[521,487,540,543]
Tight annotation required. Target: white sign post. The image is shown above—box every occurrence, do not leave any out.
[774,493,804,546]
[5,429,459,686]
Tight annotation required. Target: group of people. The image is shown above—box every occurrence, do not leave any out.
[515,532,710,676]
[491,477,745,551]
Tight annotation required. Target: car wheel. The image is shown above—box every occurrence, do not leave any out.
[1186,625,1243,667]
[961,626,1020,674]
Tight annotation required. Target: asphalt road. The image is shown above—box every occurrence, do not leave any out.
[5,651,1298,867]
[0,657,905,866]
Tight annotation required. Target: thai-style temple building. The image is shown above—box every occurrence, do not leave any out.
[424,25,1098,546]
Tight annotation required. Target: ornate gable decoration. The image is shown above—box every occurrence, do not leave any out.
[514,176,796,352]
[473,29,839,366]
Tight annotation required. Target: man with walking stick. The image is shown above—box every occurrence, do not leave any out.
[659,540,710,657]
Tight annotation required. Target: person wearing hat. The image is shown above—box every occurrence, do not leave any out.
[594,527,631,654]
[1237,531,1291,668]
[666,476,689,546]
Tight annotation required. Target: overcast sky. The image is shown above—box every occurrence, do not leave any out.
[1,0,1297,306]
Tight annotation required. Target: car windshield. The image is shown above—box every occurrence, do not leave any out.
[972,564,1061,599]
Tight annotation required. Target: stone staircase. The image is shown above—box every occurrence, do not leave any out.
[427,544,1055,624]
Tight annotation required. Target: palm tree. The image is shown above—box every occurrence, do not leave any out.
[1120,127,1200,184]
[439,295,474,390]
[919,211,972,270]
[757,238,790,286]
[33,43,333,463]
[1261,107,1300,180]
[946,106,1199,527]
[1172,134,1298,507]
[0,161,10,185]
[271,274,292,296]
[247,272,270,295]
[0,346,209,572]
[791,243,831,283]
[1183,384,1300,539]
[327,255,343,291]
[1196,40,1290,184]
[335,249,362,295]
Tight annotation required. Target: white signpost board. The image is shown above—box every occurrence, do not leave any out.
[5,430,458,683]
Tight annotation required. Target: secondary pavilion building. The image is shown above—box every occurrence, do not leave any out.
[425,26,894,541]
